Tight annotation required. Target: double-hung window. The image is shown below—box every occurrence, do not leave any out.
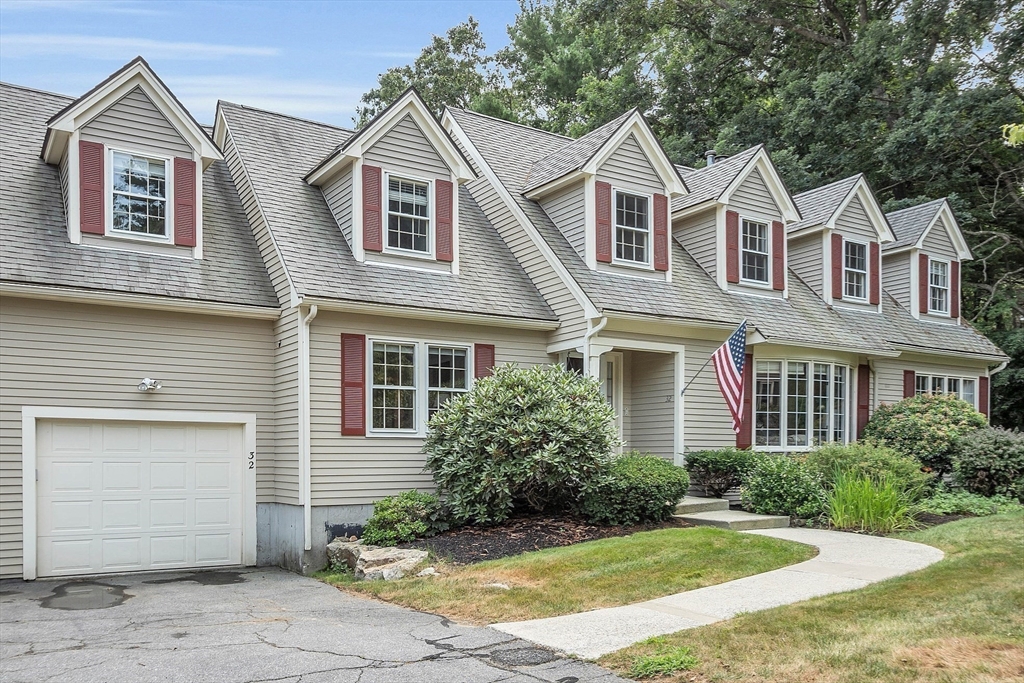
[387,176,430,253]
[371,342,417,430]
[929,260,949,314]
[111,151,167,238]
[844,241,868,299]
[741,219,769,283]
[427,346,468,419]
[913,373,977,408]
[370,341,471,433]
[614,190,650,265]
[756,360,849,448]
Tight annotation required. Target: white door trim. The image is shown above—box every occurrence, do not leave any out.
[22,406,258,580]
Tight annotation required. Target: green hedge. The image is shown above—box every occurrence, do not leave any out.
[741,455,823,518]
[804,442,932,498]
[684,448,757,498]
[953,427,1024,500]
[579,452,691,525]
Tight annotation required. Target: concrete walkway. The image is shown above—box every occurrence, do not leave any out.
[492,527,945,659]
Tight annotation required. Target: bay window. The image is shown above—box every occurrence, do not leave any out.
[756,359,849,448]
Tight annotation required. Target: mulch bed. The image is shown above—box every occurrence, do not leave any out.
[398,514,691,565]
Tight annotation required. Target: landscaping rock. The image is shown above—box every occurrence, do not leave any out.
[325,538,429,580]
[416,567,438,577]
[484,582,511,590]
[326,538,365,570]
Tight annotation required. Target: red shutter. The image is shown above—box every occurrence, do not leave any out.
[918,253,929,314]
[831,233,844,300]
[869,241,880,305]
[362,165,383,252]
[857,364,871,438]
[340,334,366,436]
[653,193,668,272]
[725,210,740,283]
[737,353,754,449]
[979,376,989,420]
[435,179,454,262]
[771,220,785,291]
[173,157,197,247]
[595,181,612,263]
[79,140,105,235]
[903,370,916,398]
[950,260,960,319]
[474,343,495,378]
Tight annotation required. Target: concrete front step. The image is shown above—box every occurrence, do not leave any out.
[675,509,789,531]
[674,496,730,515]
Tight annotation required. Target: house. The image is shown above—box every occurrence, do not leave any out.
[0,58,1006,581]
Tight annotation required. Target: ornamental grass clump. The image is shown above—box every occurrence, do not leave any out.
[824,470,917,534]
[424,364,619,525]
[804,442,932,499]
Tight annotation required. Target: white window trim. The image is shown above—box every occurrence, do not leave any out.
[382,171,435,260]
[843,238,869,302]
[754,358,851,452]
[611,187,655,270]
[914,373,977,408]
[928,258,951,317]
[739,216,772,288]
[365,337,473,437]
[104,145,175,244]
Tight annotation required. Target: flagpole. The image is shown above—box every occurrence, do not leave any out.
[679,319,748,397]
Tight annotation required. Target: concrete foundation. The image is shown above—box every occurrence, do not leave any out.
[257,503,375,575]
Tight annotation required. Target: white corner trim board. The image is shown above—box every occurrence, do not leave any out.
[21,406,258,580]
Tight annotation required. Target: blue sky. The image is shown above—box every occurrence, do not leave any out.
[0,0,520,126]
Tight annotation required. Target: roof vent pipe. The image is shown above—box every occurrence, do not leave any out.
[705,150,716,166]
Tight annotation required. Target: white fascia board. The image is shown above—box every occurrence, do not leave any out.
[671,198,717,220]
[830,176,897,243]
[582,114,687,197]
[300,296,560,330]
[46,63,222,167]
[892,344,1008,364]
[720,149,801,222]
[523,170,593,201]
[442,111,600,320]
[788,222,825,240]
[308,92,474,186]
[916,201,973,260]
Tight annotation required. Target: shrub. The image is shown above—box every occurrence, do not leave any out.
[361,490,449,546]
[861,394,986,475]
[579,452,691,525]
[804,442,932,499]
[424,364,619,524]
[741,455,823,518]
[953,427,1024,500]
[918,488,1022,516]
[684,448,758,498]
[824,471,917,533]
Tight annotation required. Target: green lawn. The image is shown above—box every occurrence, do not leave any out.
[319,526,814,624]
[600,511,1024,682]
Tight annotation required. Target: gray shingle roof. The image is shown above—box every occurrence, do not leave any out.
[672,146,762,211]
[521,111,634,193]
[219,102,555,322]
[0,82,278,309]
[790,174,862,232]
[884,199,945,252]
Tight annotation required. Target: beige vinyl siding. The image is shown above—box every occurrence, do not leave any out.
[322,165,354,248]
[682,336,736,452]
[596,134,663,194]
[883,251,912,311]
[222,128,292,305]
[364,113,450,180]
[627,351,676,460]
[673,209,718,280]
[922,216,958,260]
[0,297,275,579]
[728,168,781,220]
[834,196,877,241]
[274,308,301,503]
[539,180,586,259]
[788,232,824,296]
[873,357,989,410]
[308,311,553,506]
[80,86,192,158]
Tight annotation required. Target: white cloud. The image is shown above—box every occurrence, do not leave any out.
[1,1,167,16]
[0,34,279,60]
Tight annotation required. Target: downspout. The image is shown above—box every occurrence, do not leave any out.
[583,316,608,377]
[299,304,318,552]
[991,360,1009,375]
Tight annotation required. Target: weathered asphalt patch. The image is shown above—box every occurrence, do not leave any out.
[39,582,131,610]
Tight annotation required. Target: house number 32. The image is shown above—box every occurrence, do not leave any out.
[248,451,255,470]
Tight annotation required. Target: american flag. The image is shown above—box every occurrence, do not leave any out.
[712,321,748,434]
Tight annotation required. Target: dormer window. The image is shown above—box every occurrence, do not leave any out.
[111,151,168,238]
[614,190,650,265]
[387,175,431,253]
[741,219,769,283]
[929,260,949,314]
[843,241,867,300]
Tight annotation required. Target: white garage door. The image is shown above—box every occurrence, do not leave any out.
[36,420,245,577]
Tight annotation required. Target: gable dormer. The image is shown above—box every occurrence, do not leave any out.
[521,110,686,281]
[672,146,800,297]
[883,199,971,324]
[42,57,222,259]
[789,174,895,312]
[305,89,475,274]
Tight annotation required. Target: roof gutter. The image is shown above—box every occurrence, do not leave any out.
[299,296,559,330]
[890,343,1009,364]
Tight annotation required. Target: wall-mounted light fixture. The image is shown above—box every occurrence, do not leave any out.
[137,378,162,392]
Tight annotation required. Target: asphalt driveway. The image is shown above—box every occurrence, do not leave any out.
[0,568,622,683]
